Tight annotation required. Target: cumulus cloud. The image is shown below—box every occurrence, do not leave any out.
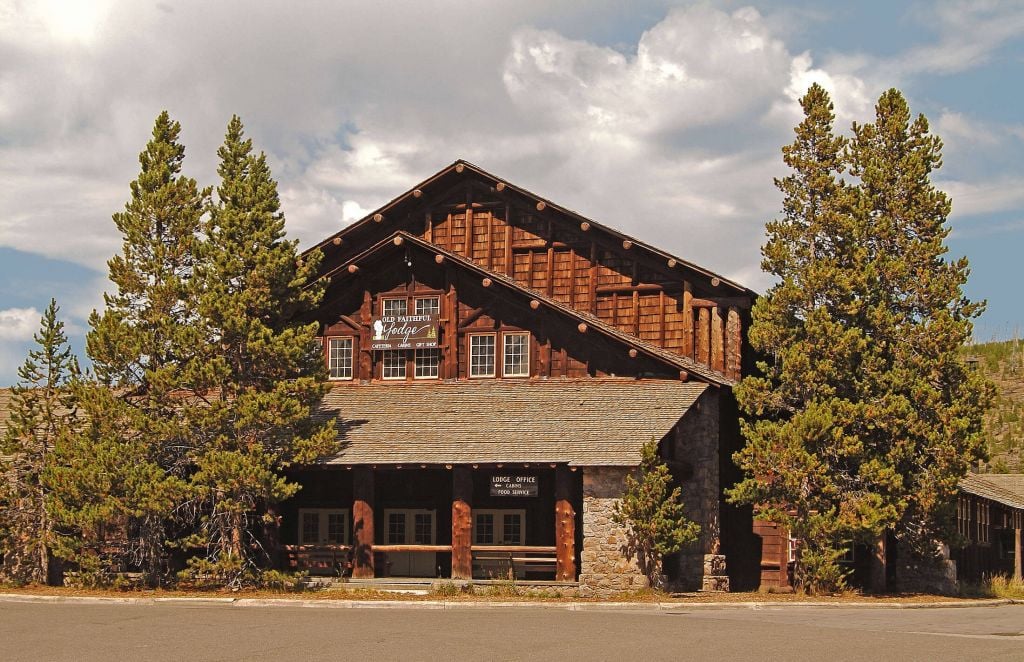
[0,0,1020,307]
[0,307,39,341]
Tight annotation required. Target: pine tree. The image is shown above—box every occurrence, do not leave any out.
[0,300,78,585]
[612,440,700,587]
[849,90,994,571]
[727,85,993,593]
[181,116,336,588]
[47,112,207,587]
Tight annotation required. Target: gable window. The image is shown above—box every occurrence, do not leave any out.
[382,297,407,317]
[469,334,496,378]
[382,349,406,380]
[327,337,353,380]
[415,296,440,316]
[502,332,530,377]
[415,348,440,379]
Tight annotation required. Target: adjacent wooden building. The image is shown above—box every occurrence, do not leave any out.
[956,473,1024,583]
[279,160,761,594]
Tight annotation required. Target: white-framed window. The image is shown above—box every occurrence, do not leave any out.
[414,296,440,316]
[472,509,526,546]
[839,545,855,563]
[297,508,349,545]
[414,348,440,379]
[469,334,496,378]
[327,337,354,380]
[502,332,530,377]
[382,349,406,380]
[382,297,407,317]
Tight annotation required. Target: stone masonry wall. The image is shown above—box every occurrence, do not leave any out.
[578,466,648,598]
[670,389,729,592]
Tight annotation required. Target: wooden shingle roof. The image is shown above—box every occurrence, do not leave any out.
[960,473,1024,510]
[319,379,707,466]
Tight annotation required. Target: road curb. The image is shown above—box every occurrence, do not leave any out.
[0,592,1018,611]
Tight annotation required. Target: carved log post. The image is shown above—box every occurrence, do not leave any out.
[1015,522,1022,581]
[726,306,742,380]
[263,501,281,570]
[711,305,724,372]
[555,465,577,581]
[352,467,375,578]
[869,532,887,593]
[697,306,711,366]
[452,466,473,580]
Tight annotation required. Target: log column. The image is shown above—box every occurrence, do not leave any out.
[1015,515,1022,581]
[555,465,576,581]
[451,466,473,579]
[352,467,375,578]
[869,532,887,593]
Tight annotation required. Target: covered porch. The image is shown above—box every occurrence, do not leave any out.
[276,464,580,581]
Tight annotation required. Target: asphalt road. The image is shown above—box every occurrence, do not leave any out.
[1,601,1022,661]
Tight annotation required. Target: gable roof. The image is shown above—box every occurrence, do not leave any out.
[318,379,707,466]
[322,230,732,386]
[308,159,754,297]
[961,473,1024,510]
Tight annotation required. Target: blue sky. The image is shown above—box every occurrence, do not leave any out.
[1,1,1023,383]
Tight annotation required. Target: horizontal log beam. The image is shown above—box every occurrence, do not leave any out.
[596,283,678,295]
[470,545,556,553]
[372,544,452,553]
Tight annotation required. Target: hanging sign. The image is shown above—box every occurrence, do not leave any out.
[370,313,439,350]
[490,475,539,497]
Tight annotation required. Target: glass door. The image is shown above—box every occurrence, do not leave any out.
[383,509,437,577]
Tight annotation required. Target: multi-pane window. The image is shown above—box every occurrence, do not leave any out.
[382,350,406,379]
[326,513,346,544]
[415,348,440,379]
[382,297,407,317]
[415,296,440,316]
[387,512,406,544]
[469,334,496,377]
[327,337,353,380]
[413,513,433,544]
[502,513,522,545]
[502,332,530,377]
[301,512,318,544]
[475,513,494,544]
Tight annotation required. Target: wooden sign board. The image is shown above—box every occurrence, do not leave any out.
[490,475,538,497]
[370,313,439,350]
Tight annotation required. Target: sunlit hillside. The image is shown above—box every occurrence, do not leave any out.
[966,339,1024,473]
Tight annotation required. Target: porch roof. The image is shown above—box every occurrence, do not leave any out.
[960,473,1024,510]
[318,378,707,467]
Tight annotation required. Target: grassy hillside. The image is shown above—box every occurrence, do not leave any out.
[966,339,1024,472]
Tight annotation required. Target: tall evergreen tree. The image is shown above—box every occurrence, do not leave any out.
[0,300,78,585]
[47,112,207,587]
[182,116,335,587]
[849,90,993,570]
[728,85,993,593]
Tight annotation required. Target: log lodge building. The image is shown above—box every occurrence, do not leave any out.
[279,160,762,595]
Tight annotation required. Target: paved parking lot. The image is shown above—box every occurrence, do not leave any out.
[0,600,1021,661]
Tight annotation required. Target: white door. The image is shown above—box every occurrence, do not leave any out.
[473,510,527,579]
[383,509,437,577]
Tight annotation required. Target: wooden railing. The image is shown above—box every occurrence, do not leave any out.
[283,544,351,575]
[471,545,558,578]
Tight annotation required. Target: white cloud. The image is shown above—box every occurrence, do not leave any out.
[0,0,1021,313]
[0,307,39,341]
